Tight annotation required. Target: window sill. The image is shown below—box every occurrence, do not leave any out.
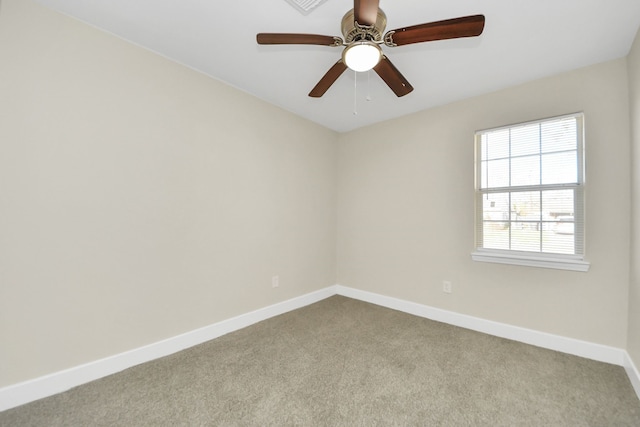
[471,250,590,272]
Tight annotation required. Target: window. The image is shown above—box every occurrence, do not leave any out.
[472,113,589,271]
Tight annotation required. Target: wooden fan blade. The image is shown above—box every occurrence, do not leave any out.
[373,56,414,97]
[354,0,379,27]
[309,60,348,98]
[385,15,485,47]
[257,33,341,46]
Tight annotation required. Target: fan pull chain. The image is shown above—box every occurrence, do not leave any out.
[366,70,372,101]
[353,70,358,115]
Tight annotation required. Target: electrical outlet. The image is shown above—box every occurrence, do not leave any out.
[272,275,279,288]
[443,281,452,294]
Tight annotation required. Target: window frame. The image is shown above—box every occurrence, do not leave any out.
[471,113,590,272]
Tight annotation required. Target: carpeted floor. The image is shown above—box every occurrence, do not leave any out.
[1,295,639,426]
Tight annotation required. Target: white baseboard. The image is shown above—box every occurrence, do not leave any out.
[2,284,637,411]
[0,286,337,412]
[335,285,626,366]
[624,351,640,399]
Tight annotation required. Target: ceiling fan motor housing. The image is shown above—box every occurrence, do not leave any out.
[341,8,387,43]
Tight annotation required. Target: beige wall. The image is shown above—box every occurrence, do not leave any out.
[0,0,337,387]
[337,59,631,348]
[629,26,640,368]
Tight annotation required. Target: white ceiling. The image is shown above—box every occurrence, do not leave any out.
[34,0,640,133]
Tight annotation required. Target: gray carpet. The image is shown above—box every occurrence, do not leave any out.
[1,295,639,426]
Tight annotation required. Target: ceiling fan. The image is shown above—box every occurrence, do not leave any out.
[257,0,485,98]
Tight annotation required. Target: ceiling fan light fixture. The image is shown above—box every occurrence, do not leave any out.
[342,41,382,72]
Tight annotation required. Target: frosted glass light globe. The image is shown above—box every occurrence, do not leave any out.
[343,41,382,72]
